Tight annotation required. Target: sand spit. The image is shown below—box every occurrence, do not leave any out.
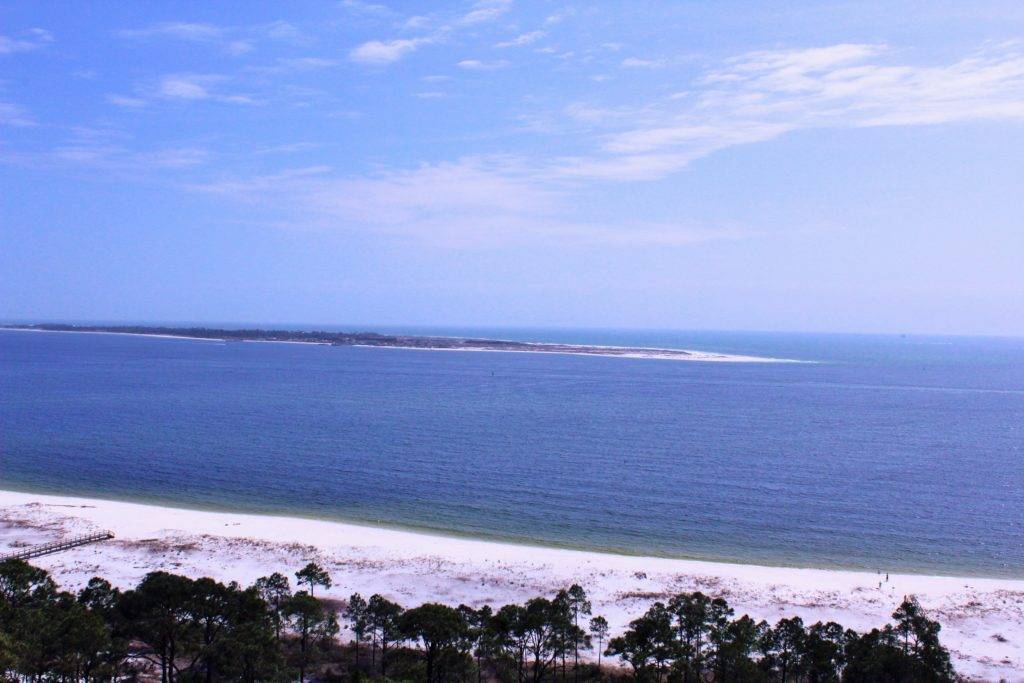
[0,326,793,363]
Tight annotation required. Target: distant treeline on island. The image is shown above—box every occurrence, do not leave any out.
[3,323,713,360]
[0,558,956,682]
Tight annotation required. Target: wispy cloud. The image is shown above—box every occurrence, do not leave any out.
[120,22,224,42]
[189,157,740,247]
[620,57,666,69]
[12,30,1024,251]
[120,20,310,54]
[0,101,35,126]
[106,94,147,108]
[192,158,550,243]
[561,42,1024,180]
[260,21,310,44]
[496,31,544,48]
[247,57,340,75]
[340,0,395,18]
[154,74,256,104]
[45,144,211,170]
[158,75,216,100]
[226,40,254,56]
[0,28,54,54]
[349,0,514,67]
[145,147,211,168]
[196,158,551,221]
[252,142,318,155]
[457,0,512,27]
[457,59,510,70]
[6,123,213,174]
[544,10,572,26]
[350,38,430,65]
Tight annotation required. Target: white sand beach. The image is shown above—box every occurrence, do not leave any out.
[352,343,789,362]
[1,489,1021,681]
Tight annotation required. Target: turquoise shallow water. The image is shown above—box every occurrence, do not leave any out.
[1,327,1022,577]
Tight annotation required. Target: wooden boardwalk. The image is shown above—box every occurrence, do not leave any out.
[1,531,115,562]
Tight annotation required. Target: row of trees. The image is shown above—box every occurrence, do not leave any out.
[0,557,957,681]
[0,559,338,682]
[342,583,597,682]
[605,593,955,682]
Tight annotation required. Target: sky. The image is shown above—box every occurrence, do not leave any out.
[2,1,1023,336]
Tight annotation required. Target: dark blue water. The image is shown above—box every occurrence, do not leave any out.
[1,328,1022,577]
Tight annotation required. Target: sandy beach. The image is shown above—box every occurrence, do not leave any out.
[350,343,785,362]
[1,489,1021,681]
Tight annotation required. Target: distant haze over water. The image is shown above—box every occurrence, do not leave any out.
[1,328,1022,577]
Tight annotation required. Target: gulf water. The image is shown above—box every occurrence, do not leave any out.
[1,328,1022,577]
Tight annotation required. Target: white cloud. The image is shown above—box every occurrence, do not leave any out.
[350,38,427,65]
[350,1,512,67]
[50,144,124,165]
[0,28,54,54]
[158,76,213,100]
[457,59,510,70]
[496,31,544,48]
[120,22,223,41]
[151,74,255,104]
[194,158,548,238]
[544,10,571,26]
[221,94,259,105]
[563,102,658,126]
[190,157,753,247]
[261,21,308,43]
[106,94,147,108]
[602,122,794,155]
[226,40,254,56]
[721,43,885,80]
[10,124,213,174]
[145,148,210,168]
[403,16,430,30]
[252,142,318,155]
[277,57,339,70]
[121,20,308,53]
[0,101,35,126]
[199,158,550,220]
[341,0,394,17]
[702,42,1024,127]
[561,42,1024,180]
[621,57,665,68]
[457,0,512,27]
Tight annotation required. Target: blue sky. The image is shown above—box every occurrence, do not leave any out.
[2,1,1023,335]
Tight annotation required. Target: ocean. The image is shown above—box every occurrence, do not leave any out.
[1,327,1022,577]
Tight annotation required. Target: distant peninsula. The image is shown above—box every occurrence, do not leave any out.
[3,323,778,362]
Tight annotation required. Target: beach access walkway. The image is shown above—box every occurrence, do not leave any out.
[1,531,115,562]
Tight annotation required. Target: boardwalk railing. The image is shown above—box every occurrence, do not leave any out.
[1,531,115,562]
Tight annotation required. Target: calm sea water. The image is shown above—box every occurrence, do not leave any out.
[1,328,1022,577]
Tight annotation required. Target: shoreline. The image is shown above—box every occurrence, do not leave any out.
[0,327,226,342]
[0,326,792,363]
[0,482,1008,580]
[1,489,1021,680]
